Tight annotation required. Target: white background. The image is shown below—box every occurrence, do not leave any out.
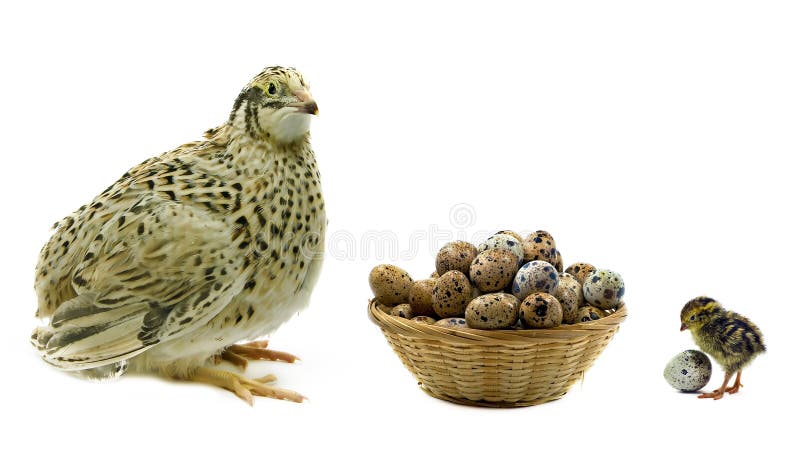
[2,1,797,461]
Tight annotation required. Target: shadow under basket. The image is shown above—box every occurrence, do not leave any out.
[369,299,627,407]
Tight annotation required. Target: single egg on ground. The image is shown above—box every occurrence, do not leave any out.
[664,350,712,392]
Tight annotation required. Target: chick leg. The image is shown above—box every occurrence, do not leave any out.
[698,372,732,400]
[725,371,743,394]
[190,367,305,406]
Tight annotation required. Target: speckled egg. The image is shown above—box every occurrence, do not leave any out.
[390,303,413,319]
[555,272,584,324]
[411,316,437,325]
[477,234,524,264]
[522,231,558,265]
[465,293,520,329]
[553,249,563,272]
[565,262,596,286]
[575,305,605,323]
[664,350,712,392]
[369,264,413,305]
[520,293,563,328]
[494,230,524,242]
[408,279,437,318]
[435,241,478,276]
[469,248,519,292]
[430,271,440,278]
[582,269,625,310]
[434,317,469,329]
[431,270,473,318]
[512,260,559,301]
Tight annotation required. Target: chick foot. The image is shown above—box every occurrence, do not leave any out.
[191,367,305,405]
[698,389,725,400]
[698,372,732,400]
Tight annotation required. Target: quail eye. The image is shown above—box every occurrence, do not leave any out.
[690,315,696,321]
[268,82,277,95]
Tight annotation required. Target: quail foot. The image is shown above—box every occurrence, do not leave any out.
[31,66,325,404]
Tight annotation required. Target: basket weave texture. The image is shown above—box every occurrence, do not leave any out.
[369,299,626,407]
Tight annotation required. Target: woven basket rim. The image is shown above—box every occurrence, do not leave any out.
[369,298,627,345]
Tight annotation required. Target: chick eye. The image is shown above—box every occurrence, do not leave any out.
[268,83,277,95]
[690,315,696,321]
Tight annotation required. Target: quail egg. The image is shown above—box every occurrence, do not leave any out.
[565,262,596,286]
[431,270,473,318]
[465,293,520,329]
[469,248,519,293]
[493,230,524,242]
[408,279,437,318]
[555,272,584,324]
[520,293,563,328]
[512,260,559,301]
[411,316,437,325]
[553,249,563,272]
[434,317,469,329]
[522,230,558,265]
[390,303,413,319]
[582,269,625,310]
[435,241,478,276]
[575,305,605,323]
[664,350,712,392]
[369,264,413,305]
[477,234,524,264]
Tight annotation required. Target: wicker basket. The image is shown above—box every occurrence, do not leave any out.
[369,299,626,407]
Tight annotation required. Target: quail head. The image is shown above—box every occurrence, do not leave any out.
[32,66,325,405]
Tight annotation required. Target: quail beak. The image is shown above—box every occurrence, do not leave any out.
[680,323,687,331]
[290,89,319,115]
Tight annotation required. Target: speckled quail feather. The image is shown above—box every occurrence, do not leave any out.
[32,66,325,403]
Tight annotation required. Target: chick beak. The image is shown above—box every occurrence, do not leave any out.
[680,323,687,331]
[291,89,319,115]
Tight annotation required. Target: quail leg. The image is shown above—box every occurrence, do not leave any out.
[725,371,743,394]
[698,372,732,400]
[190,367,305,405]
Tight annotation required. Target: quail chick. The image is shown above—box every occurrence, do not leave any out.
[680,296,765,400]
[31,66,324,405]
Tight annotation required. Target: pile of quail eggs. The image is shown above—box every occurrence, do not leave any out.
[369,230,626,330]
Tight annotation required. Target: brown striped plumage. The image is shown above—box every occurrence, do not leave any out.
[31,66,324,404]
[680,296,765,400]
